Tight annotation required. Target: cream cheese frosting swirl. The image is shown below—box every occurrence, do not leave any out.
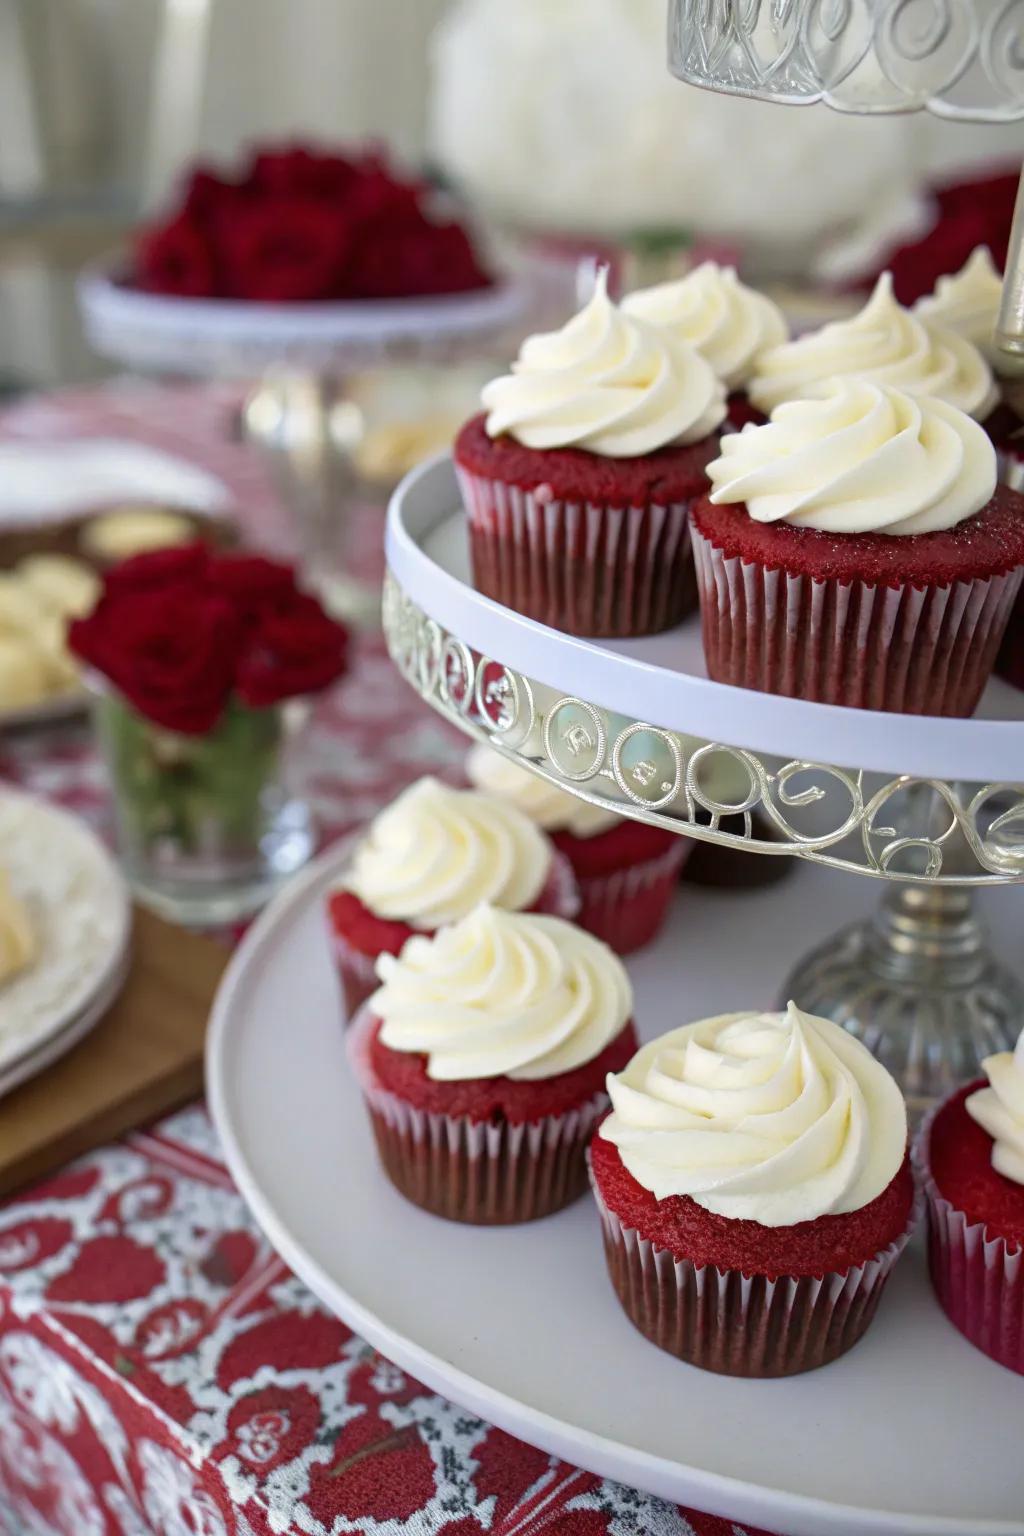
[623,263,788,389]
[749,273,996,420]
[482,268,725,456]
[600,1001,907,1227]
[343,777,551,928]
[966,1028,1024,1185]
[466,745,618,839]
[707,378,996,535]
[372,905,632,1081]
[914,247,1004,368]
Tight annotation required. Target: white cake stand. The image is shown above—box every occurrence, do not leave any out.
[76,267,526,621]
[383,454,1024,1114]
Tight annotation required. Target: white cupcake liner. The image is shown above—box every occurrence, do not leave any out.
[348,1005,608,1223]
[457,464,698,636]
[575,839,690,956]
[691,523,1021,715]
[913,1098,1024,1375]
[589,1155,921,1377]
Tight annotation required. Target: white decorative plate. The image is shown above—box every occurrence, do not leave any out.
[0,790,131,1080]
[207,839,1024,1536]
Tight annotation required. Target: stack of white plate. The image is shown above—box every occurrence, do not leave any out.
[0,788,131,1096]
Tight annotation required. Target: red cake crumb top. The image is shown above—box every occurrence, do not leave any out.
[928,1081,1024,1248]
[550,819,677,879]
[327,889,414,961]
[691,484,1024,590]
[367,1016,637,1125]
[454,412,716,506]
[590,1130,914,1280]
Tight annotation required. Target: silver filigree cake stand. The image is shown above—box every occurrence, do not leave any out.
[77,267,525,622]
[383,455,1024,1115]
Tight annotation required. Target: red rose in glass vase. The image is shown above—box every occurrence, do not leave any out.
[70,544,349,733]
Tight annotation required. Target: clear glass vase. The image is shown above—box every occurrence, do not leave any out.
[93,689,316,926]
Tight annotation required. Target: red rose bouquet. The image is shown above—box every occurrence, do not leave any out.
[71,545,349,920]
[134,142,492,303]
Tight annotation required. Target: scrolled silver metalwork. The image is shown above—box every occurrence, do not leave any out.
[669,0,1024,117]
[383,571,1024,886]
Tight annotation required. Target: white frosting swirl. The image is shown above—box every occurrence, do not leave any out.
[482,268,726,456]
[0,871,36,986]
[707,379,996,535]
[343,777,551,929]
[600,1001,907,1227]
[623,263,788,389]
[914,247,1004,368]
[466,745,618,838]
[372,904,632,1082]
[966,1029,1024,1186]
[749,273,997,420]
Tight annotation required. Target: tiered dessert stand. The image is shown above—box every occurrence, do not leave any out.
[77,267,525,619]
[383,454,1024,1118]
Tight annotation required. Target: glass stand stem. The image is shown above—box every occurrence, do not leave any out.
[242,370,380,627]
[781,885,1024,1121]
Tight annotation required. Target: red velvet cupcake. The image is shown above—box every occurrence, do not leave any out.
[326,777,578,1019]
[347,905,637,1223]
[591,1001,916,1376]
[913,1036,1024,1374]
[995,588,1023,690]
[465,744,688,955]
[455,268,726,638]
[694,379,1024,715]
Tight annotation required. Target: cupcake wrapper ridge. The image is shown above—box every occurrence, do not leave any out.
[691,523,1021,716]
[576,840,690,955]
[590,1157,920,1377]
[458,465,697,637]
[913,1104,1024,1375]
[349,1006,607,1224]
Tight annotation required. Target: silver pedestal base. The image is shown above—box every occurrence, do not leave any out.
[783,886,1024,1120]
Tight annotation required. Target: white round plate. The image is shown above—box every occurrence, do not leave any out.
[0,789,131,1076]
[207,840,1024,1536]
[386,456,1024,783]
[78,267,526,377]
[0,949,129,1099]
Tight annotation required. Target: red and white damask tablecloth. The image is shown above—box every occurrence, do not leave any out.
[0,382,775,1536]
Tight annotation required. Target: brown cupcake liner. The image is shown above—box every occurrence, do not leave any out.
[348,1006,608,1224]
[576,840,690,955]
[691,523,1022,716]
[331,850,580,1026]
[913,1102,1024,1375]
[457,465,698,637]
[590,1158,920,1377]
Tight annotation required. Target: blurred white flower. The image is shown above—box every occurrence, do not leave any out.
[431,0,922,260]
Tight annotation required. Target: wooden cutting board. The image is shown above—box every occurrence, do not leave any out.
[0,907,228,1197]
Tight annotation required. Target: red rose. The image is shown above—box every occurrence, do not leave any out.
[135,213,218,298]
[206,553,298,619]
[218,197,353,302]
[105,542,210,596]
[182,166,246,222]
[248,144,360,200]
[236,592,349,707]
[71,585,241,735]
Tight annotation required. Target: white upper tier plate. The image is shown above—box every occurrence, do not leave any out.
[385,455,1024,784]
[206,839,1024,1536]
[78,268,526,376]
